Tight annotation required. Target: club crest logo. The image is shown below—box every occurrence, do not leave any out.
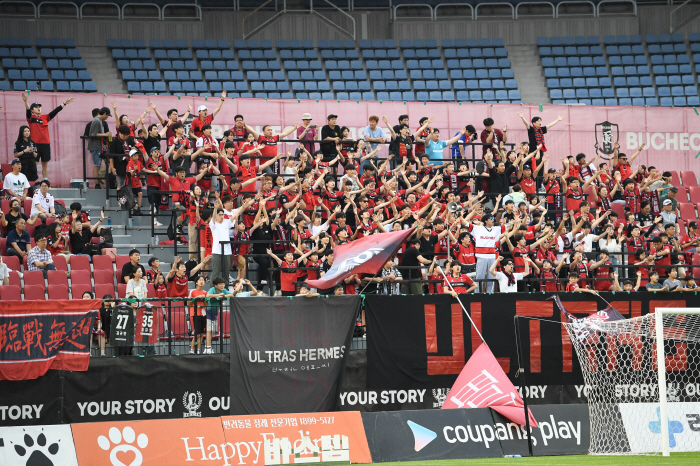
[432,388,450,407]
[182,391,202,418]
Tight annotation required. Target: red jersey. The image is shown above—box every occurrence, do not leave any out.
[512,246,530,273]
[566,282,579,292]
[190,114,214,139]
[237,165,259,192]
[540,270,559,292]
[414,126,431,154]
[565,187,585,212]
[126,160,144,189]
[167,135,191,150]
[427,273,444,294]
[453,242,475,265]
[199,219,213,257]
[652,243,672,275]
[188,289,207,317]
[146,156,165,187]
[593,260,614,291]
[257,135,280,163]
[442,273,474,294]
[280,260,299,292]
[231,230,250,259]
[544,178,561,204]
[624,188,642,213]
[167,176,196,204]
[167,273,189,298]
[27,107,63,144]
[615,162,633,182]
[520,176,536,194]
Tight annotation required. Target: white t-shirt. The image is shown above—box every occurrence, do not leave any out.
[31,191,54,218]
[223,208,237,238]
[3,172,30,200]
[494,271,523,293]
[556,232,574,262]
[575,232,596,253]
[209,217,232,255]
[126,278,148,300]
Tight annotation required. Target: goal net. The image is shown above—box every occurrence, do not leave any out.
[564,309,700,455]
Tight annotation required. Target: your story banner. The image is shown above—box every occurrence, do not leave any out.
[1,91,699,187]
[361,293,700,411]
[229,296,360,415]
[0,300,101,381]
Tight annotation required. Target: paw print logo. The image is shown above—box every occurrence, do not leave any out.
[97,426,148,466]
[13,429,60,466]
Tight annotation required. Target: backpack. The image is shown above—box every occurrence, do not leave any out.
[167,211,177,241]
[54,202,66,217]
[117,185,135,211]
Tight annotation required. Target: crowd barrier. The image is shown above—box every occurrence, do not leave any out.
[1,91,698,187]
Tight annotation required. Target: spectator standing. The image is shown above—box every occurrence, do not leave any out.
[517,113,563,157]
[414,116,432,158]
[297,113,317,154]
[30,180,55,221]
[22,92,74,180]
[489,256,530,293]
[449,125,477,162]
[363,116,388,153]
[109,126,138,188]
[152,103,191,142]
[210,200,233,285]
[378,257,403,295]
[425,126,468,165]
[189,92,227,139]
[480,118,507,158]
[320,114,342,162]
[3,159,30,202]
[465,208,505,293]
[244,122,300,172]
[401,238,432,295]
[13,125,38,182]
[204,277,233,353]
[442,261,477,297]
[166,256,210,298]
[88,107,112,189]
[6,218,31,259]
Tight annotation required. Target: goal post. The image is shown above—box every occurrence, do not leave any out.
[564,308,700,456]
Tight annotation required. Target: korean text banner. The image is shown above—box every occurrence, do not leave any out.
[2,92,699,187]
[0,300,101,381]
[220,411,372,465]
[229,296,359,414]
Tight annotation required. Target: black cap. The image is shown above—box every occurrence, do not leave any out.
[689,221,698,229]
[228,177,241,184]
[547,168,556,173]
[523,164,532,170]
[327,114,338,120]
[29,102,41,110]
[100,106,112,116]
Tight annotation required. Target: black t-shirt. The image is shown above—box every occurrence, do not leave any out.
[420,234,438,257]
[109,136,135,176]
[320,125,341,157]
[394,134,414,159]
[14,139,36,162]
[5,211,28,233]
[170,154,193,176]
[251,224,273,254]
[527,126,547,152]
[121,261,146,284]
[69,229,94,255]
[401,246,422,279]
[143,135,162,156]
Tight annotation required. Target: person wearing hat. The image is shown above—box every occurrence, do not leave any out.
[125,149,145,213]
[517,150,545,194]
[489,255,531,293]
[660,198,678,225]
[243,121,300,174]
[320,114,342,162]
[87,107,113,188]
[189,90,227,139]
[3,159,30,202]
[21,91,74,180]
[297,113,317,154]
[109,125,139,188]
[542,155,567,224]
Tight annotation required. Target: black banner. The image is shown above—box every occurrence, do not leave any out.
[110,304,135,346]
[361,293,700,411]
[229,296,360,414]
[362,404,590,462]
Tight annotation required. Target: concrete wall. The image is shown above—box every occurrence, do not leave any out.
[0,5,697,46]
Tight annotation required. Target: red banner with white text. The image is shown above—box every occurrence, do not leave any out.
[0,300,101,381]
[1,92,699,187]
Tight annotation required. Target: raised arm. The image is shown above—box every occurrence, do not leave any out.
[546,115,563,129]
[212,90,227,117]
[280,123,301,138]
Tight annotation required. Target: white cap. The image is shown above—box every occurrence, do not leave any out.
[197,105,208,112]
[663,199,672,206]
[129,148,139,156]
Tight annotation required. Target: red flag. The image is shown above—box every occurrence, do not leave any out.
[442,342,538,427]
[305,228,415,289]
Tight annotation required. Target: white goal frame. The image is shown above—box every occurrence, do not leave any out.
[655,308,700,457]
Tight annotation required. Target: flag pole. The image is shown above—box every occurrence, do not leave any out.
[437,265,484,342]
[513,315,534,456]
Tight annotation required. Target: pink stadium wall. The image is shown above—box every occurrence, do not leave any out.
[1,91,699,187]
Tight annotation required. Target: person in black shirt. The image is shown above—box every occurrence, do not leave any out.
[485,150,517,209]
[121,249,146,284]
[401,239,432,294]
[251,211,276,287]
[109,125,135,187]
[13,125,38,182]
[320,114,341,162]
[143,123,164,156]
[69,210,104,255]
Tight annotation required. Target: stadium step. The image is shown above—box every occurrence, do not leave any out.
[509,44,551,104]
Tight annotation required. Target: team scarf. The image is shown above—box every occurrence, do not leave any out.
[503,269,516,287]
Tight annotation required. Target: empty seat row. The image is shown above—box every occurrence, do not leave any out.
[158,60,239,71]
[361,49,399,59]
[539,46,603,57]
[610,65,652,76]
[0,47,37,58]
[1,58,43,69]
[654,64,693,75]
[123,70,163,81]
[281,60,323,70]
[46,59,86,70]
[113,48,152,59]
[649,54,690,65]
[610,76,653,87]
[543,56,606,67]
[6,69,90,81]
[117,59,158,70]
[443,48,508,59]
[319,49,360,59]
[655,75,696,85]
[544,67,610,78]
[644,33,685,44]
[605,45,646,55]
[36,37,75,48]
[537,36,601,46]
[275,39,315,49]
[5,80,96,92]
[39,47,80,58]
[325,60,364,70]
[609,55,648,66]
[194,49,236,60]
[241,60,281,70]
[0,37,33,47]
[239,49,277,60]
[445,58,512,69]
[281,49,320,59]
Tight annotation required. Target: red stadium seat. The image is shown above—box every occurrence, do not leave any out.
[692,253,700,277]
[0,238,5,255]
[117,283,127,299]
[221,309,230,337]
[0,285,21,301]
[92,255,114,272]
[55,199,66,211]
[169,308,190,340]
[45,218,57,227]
[93,269,114,286]
[71,282,92,299]
[0,199,10,215]
[147,283,156,298]
[48,284,69,300]
[3,255,20,272]
[1,163,11,179]
[681,171,698,189]
[670,171,682,190]
[115,255,130,273]
[678,218,686,236]
[71,269,92,285]
[679,203,697,221]
[8,271,20,287]
[70,255,90,272]
[24,270,46,289]
[696,204,700,221]
[611,202,625,218]
[47,270,68,287]
[23,284,46,300]
[95,283,115,299]
[23,199,32,215]
[25,223,35,238]
[688,187,700,205]
[52,254,67,272]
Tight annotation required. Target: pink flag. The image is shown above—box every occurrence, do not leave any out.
[442,342,538,427]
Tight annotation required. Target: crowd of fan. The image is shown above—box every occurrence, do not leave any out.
[2,91,700,307]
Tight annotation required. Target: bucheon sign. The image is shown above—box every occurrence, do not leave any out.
[362,293,700,411]
[220,412,372,464]
[0,91,696,187]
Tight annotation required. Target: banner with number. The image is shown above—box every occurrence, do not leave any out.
[0,300,100,381]
[110,304,135,347]
[136,306,159,344]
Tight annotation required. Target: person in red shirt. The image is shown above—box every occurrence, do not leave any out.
[442,261,477,297]
[154,165,209,237]
[152,102,191,141]
[267,248,316,296]
[426,257,445,294]
[593,252,618,291]
[244,122,300,172]
[480,117,507,158]
[22,92,74,180]
[125,149,144,212]
[452,233,476,270]
[613,141,646,183]
[650,235,672,277]
[539,257,567,292]
[414,116,432,157]
[566,272,598,294]
[236,153,281,193]
[166,256,210,298]
[189,91,227,139]
[681,220,699,266]
[141,146,167,224]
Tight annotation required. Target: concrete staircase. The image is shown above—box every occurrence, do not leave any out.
[80,46,126,95]
[508,44,551,105]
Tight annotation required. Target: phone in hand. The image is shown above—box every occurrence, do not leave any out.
[309,125,317,129]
